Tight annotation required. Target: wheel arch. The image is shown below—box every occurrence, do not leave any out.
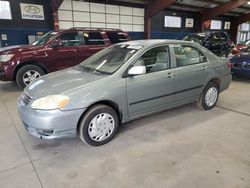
[208,78,221,91]
[76,100,122,135]
[13,61,48,80]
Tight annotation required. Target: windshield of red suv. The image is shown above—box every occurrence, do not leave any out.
[80,44,142,75]
[32,31,58,46]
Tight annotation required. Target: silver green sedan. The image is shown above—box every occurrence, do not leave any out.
[18,40,232,146]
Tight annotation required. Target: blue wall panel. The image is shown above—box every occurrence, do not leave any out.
[0,28,50,46]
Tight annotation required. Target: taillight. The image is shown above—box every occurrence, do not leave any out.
[228,62,233,69]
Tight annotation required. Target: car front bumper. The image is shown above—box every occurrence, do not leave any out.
[17,98,86,139]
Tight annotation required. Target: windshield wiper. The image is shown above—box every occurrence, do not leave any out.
[79,66,111,75]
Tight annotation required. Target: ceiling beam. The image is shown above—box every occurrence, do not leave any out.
[238,12,250,23]
[147,0,176,17]
[202,0,248,21]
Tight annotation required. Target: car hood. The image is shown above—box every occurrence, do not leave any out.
[25,67,108,99]
[0,44,43,54]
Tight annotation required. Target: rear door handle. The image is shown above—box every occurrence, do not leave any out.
[165,72,175,78]
[194,66,208,71]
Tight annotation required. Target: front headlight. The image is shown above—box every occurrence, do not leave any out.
[31,95,69,110]
[0,54,15,62]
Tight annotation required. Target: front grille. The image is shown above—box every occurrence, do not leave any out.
[20,93,32,106]
[243,64,250,69]
[233,63,243,69]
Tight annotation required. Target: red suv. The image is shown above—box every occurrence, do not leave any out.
[0,28,130,88]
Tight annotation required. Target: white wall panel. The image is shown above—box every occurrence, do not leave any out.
[133,25,144,32]
[120,15,132,24]
[73,1,89,12]
[74,22,90,28]
[58,10,73,21]
[73,12,90,22]
[120,6,132,15]
[90,3,105,13]
[91,13,105,22]
[91,22,106,28]
[133,8,144,16]
[59,21,73,29]
[106,14,119,23]
[106,4,119,14]
[58,2,144,32]
[133,16,144,25]
[59,0,72,10]
[120,24,132,31]
[107,23,120,29]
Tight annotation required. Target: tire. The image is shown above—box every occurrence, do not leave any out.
[79,104,119,146]
[197,82,219,110]
[16,65,45,89]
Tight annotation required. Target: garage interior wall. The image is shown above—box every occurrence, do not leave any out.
[58,0,145,40]
[0,0,53,46]
[151,9,233,40]
[237,22,250,42]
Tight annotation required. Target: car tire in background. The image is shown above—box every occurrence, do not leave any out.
[16,65,45,89]
[79,104,119,146]
[197,82,219,110]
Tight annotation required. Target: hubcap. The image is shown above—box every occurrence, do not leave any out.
[205,87,218,107]
[23,70,41,85]
[88,113,115,142]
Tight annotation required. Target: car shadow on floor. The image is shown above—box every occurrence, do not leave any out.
[232,76,250,83]
[0,81,22,93]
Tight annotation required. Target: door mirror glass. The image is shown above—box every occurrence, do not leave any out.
[51,39,63,48]
[128,66,146,76]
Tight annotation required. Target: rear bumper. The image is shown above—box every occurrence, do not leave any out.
[220,73,232,92]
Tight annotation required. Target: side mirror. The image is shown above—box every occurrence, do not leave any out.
[51,40,63,48]
[128,66,146,76]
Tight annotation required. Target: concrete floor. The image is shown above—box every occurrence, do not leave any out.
[0,78,250,188]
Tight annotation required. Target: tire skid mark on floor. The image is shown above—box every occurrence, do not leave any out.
[216,105,250,117]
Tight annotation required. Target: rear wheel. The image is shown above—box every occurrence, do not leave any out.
[79,104,119,146]
[16,65,45,89]
[197,82,219,110]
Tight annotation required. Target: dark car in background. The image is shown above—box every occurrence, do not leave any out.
[230,47,250,77]
[0,28,130,88]
[184,31,231,57]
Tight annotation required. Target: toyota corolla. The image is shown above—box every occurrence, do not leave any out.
[18,40,232,146]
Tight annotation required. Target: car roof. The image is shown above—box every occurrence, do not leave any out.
[117,39,197,47]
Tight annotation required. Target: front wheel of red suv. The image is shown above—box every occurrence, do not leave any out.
[16,65,45,89]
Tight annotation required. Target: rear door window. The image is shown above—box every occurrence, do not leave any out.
[58,32,81,46]
[83,32,105,45]
[106,32,129,44]
[173,45,207,67]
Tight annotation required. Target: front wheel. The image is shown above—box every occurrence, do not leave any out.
[197,82,219,110]
[16,65,45,89]
[79,105,119,146]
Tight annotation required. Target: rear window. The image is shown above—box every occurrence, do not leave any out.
[106,32,129,44]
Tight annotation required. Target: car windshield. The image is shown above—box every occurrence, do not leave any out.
[32,31,58,46]
[184,34,205,44]
[240,40,250,45]
[80,44,142,75]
